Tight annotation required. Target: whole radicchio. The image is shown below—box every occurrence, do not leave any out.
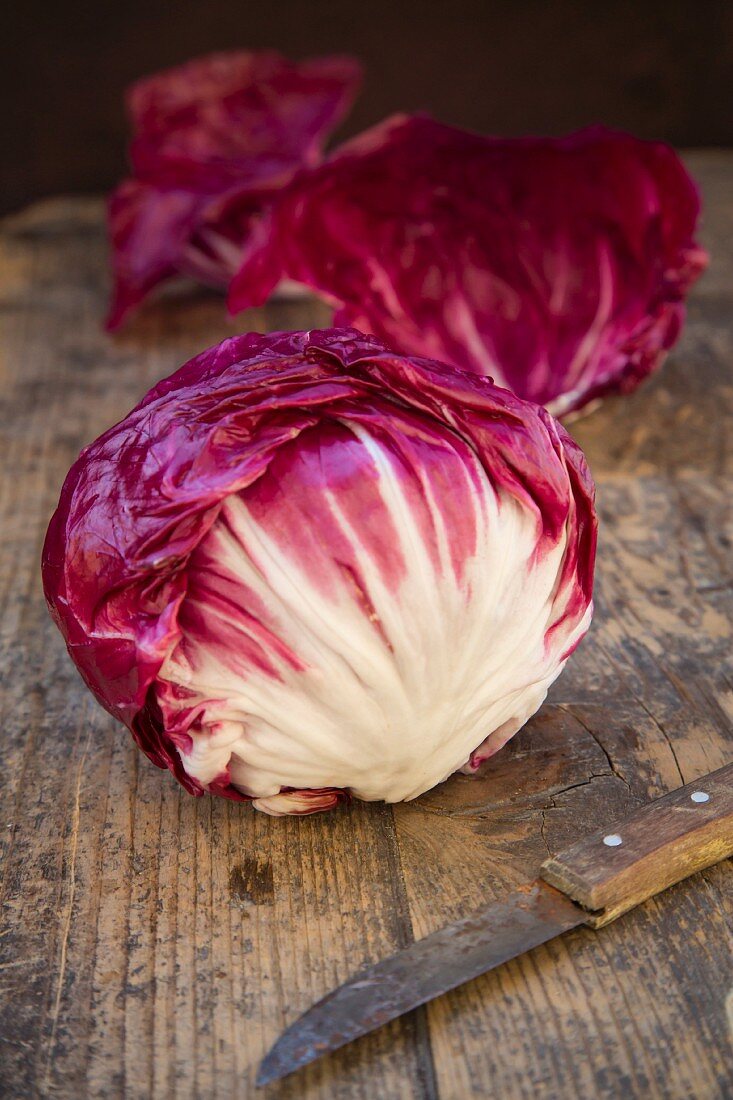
[106,50,361,330]
[43,329,596,816]
[229,116,706,416]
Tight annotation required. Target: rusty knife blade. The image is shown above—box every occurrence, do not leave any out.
[257,881,584,1085]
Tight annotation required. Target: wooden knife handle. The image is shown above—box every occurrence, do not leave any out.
[540,762,733,928]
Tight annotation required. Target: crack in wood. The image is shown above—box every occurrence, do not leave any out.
[558,704,634,793]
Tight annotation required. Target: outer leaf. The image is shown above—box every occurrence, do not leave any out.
[229,117,706,416]
[106,51,361,329]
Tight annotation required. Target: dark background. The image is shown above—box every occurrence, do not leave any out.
[4,0,733,215]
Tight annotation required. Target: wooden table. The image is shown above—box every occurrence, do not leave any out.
[1,154,731,1100]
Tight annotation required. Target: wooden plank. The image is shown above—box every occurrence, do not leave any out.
[0,152,732,1099]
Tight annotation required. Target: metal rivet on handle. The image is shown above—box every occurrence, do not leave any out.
[603,834,623,847]
[691,791,710,803]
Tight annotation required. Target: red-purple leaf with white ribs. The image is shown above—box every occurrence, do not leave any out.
[229,117,706,416]
[106,50,361,330]
[43,329,596,815]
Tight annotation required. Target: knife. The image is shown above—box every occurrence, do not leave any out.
[257,761,733,1086]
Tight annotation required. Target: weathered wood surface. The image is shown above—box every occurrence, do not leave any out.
[0,152,731,1099]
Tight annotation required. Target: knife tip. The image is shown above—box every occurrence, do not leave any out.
[257,1033,330,1086]
[255,1058,282,1088]
[257,1043,304,1087]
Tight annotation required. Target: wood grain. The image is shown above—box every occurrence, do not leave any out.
[0,152,732,1099]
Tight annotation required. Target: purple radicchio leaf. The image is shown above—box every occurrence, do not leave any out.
[106,50,362,330]
[229,116,707,416]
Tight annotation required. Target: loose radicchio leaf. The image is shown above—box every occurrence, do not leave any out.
[229,116,707,416]
[106,50,362,330]
[43,328,597,815]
